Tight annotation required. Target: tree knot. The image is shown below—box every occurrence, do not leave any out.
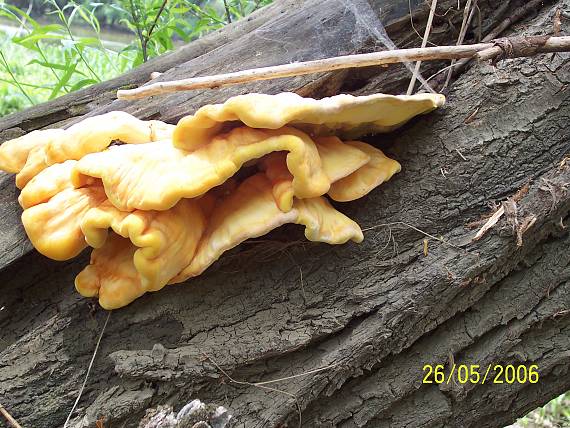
[490,36,551,64]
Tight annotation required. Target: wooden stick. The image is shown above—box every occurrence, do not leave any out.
[406,0,438,95]
[476,35,569,61]
[0,404,23,428]
[442,0,477,90]
[433,0,547,88]
[473,206,505,241]
[117,36,570,100]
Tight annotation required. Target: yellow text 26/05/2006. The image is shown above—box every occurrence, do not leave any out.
[422,364,539,385]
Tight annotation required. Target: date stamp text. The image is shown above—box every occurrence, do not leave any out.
[422,364,539,385]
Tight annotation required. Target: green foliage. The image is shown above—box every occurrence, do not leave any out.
[114,0,193,65]
[0,76,28,115]
[515,392,570,428]
[114,0,273,65]
[0,0,272,117]
[0,0,136,115]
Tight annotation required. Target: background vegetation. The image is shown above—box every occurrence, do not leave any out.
[513,392,570,428]
[0,0,271,116]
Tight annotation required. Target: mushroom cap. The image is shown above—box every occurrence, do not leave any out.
[0,129,64,174]
[259,152,296,212]
[21,185,107,261]
[173,92,445,150]
[0,112,173,189]
[295,196,364,244]
[15,145,50,189]
[75,234,146,310]
[18,160,77,209]
[44,111,175,165]
[328,141,402,202]
[79,198,206,296]
[260,137,399,212]
[315,136,371,182]
[72,126,329,211]
[260,135,372,212]
[172,173,362,282]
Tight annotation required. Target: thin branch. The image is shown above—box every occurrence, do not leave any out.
[408,0,426,44]
[17,0,33,34]
[407,0,438,95]
[0,76,51,89]
[362,221,464,252]
[0,404,22,428]
[50,0,101,82]
[141,0,169,62]
[254,364,338,386]
[128,0,147,62]
[188,5,226,25]
[442,0,476,90]
[223,0,232,23]
[118,35,570,100]
[63,311,111,428]
[147,0,168,39]
[252,0,265,12]
[202,352,304,428]
[433,0,546,88]
[0,51,35,105]
[202,353,336,428]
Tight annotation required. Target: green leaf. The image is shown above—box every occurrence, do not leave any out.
[13,33,66,48]
[27,59,68,71]
[48,61,77,99]
[77,37,101,47]
[69,78,98,92]
[1,4,40,29]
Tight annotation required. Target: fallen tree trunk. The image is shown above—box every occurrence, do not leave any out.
[1,0,570,427]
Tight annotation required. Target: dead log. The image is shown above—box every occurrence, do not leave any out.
[1,0,570,427]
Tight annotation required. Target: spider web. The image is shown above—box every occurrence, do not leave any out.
[248,0,434,94]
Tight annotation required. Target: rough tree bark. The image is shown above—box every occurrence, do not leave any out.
[1,1,570,427]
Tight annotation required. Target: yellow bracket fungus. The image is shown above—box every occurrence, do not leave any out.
[15,144,52,189]
[0,92,445,308]
[173,92,445,150]
[44,111,174,165]
[328,141,402,202]
[260,136,376,211]
[172,173,363,282]
[22,185,107,261]
[0,112,173,189]
[18,160,77,209]
[0,129,64,174]
[72,126,331,211]
[77,199,206,309]
[75,234,145,310]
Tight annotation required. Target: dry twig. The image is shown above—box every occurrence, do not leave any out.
[407,0,438,95]
[472,205,505,242]
[63,311,112,428]
[0,404,22,428]
[118,36,570,100]
[433,0,547,87]
[202,352,337,428]
[362,221,464,252]
[442,0,477,90]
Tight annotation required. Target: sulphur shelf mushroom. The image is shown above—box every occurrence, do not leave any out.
[173,92,445,150]
[76,198,208,309]
[0,111,174,189]
[0,92,444,308]
[171,173,364,284]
